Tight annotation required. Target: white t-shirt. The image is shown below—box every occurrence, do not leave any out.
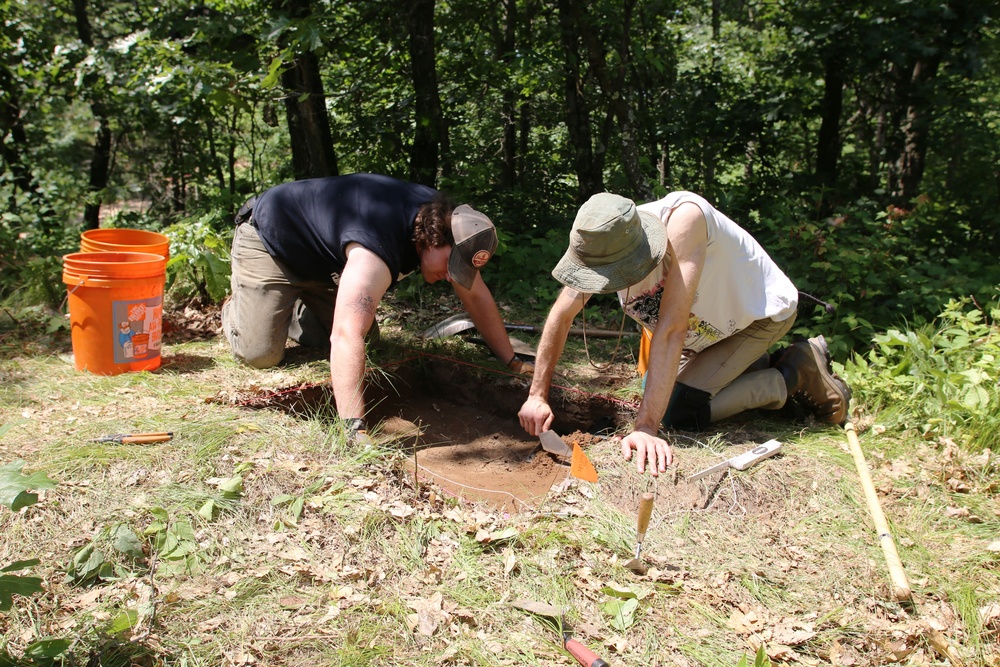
[616,192,798,353]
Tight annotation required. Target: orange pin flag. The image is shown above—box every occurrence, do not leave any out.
[570,441,598,482]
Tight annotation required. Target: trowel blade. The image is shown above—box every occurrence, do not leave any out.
[687,459,732,481]
[421,313,475,339]
[539,430,573,458]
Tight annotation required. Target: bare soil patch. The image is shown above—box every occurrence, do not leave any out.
[238,354,795,520]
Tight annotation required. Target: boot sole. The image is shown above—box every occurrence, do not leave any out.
[806,336,851,424]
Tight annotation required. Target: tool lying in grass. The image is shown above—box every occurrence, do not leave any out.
[844,421,912,602]
[687,439,782,481]
[624,491,655,574]
[422,312,637,340]
[538,430,599,482]
[511,600,609,667]
[93,432,173,444]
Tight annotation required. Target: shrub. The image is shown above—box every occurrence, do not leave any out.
[844,294,1000,451]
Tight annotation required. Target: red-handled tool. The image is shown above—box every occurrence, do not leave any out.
[511,600,611,667]
[93,432,173,444]
[564,636,610,667]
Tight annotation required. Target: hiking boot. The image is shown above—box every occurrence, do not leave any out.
[774,335,851,425]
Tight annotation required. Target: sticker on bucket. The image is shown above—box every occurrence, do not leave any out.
[113,296,162,364]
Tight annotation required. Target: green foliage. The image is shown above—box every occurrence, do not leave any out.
[21,638,72,666]
[0,208,79,308]
[491,227,566,306]
[757,194,1000,356]
[64,523,146,587]
[143,507,204,575]
[0,457,52,614]
[0,559,43,612]
[844,296,1000,450]
[600,584,641,632]
[0,459,56,511]
[164,211,233,303]
[736,645,773,667]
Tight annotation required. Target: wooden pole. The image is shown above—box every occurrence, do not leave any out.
[844,421,912,602]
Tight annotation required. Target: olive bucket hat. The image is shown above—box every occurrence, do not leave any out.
[551,193,667,293]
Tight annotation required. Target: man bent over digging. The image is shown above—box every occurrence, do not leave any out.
[518,192,850,476]
[223,173,533,443]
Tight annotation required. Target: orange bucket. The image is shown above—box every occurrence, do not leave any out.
[62,251,167,375]
[80,228,170,260]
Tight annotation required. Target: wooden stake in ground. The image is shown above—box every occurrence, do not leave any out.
[844,421,912,602]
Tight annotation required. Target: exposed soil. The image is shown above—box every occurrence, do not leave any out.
[238,354,792,518]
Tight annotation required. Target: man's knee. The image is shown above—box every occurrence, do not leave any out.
[662,382,712,431]
[233,345,285,369]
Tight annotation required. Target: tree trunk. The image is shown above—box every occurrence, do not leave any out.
[894,57,940,201]
[281,50,338,180]
[517,0,538,187]
[557,0,603,202]
[275,0,338,181]
[408,0,447,186]
[71,0,113,230]
[815,51,844,202]
[578,0,646,198]
[205,114,226,194]
[499,0,518,188]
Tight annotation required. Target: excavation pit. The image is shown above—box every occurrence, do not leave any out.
[367,358,634,512]
[245,355,635,512]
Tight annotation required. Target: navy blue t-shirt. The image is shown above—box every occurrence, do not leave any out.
[252,174,438,286]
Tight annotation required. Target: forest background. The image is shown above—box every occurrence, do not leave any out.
[3,2,1000,666]
[1,0,999,355]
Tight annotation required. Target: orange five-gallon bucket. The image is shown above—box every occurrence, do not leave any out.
[62,251,167,375]
[80,228,170,260]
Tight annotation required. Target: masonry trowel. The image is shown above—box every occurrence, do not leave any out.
[539,429,573,458]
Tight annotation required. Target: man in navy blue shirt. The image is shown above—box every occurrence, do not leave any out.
[223,174,530,437]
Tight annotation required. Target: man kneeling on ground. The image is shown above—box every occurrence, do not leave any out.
[223,173,532,441]
[518,191,850,476]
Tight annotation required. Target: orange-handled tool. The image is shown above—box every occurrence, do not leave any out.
[635,492,654,559]
[564,636,609,667]
[624,491,655,574]
[94,432,173,444]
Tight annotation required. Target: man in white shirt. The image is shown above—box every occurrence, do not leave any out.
[518,192,850,477]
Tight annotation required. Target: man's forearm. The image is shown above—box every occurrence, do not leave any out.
[458,282,515,363]
[330,334,367,420]
[634,326,685,432]
[526,308,574,400]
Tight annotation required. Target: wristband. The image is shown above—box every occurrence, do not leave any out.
[345,418,367,434]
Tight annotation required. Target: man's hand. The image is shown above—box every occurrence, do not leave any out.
[508,356,534,376]
[620,426,673,476]
[518,395,553,436]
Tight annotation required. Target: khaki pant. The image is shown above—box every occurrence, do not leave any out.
[644,314,796,428]
[221,223,336,368]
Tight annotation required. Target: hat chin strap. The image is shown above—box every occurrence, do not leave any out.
[578,288,631,371]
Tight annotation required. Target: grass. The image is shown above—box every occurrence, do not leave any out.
[1,301,999,666]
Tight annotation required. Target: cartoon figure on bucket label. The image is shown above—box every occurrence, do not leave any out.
[118,321,135,358]
[112,296,162,364]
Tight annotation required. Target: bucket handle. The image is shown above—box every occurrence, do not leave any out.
[61,275,89,315]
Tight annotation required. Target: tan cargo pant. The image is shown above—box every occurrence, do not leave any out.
[649,313,796,428]
[221,223,337,368]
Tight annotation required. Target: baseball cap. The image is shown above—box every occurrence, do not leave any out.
[449,205,498,290]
